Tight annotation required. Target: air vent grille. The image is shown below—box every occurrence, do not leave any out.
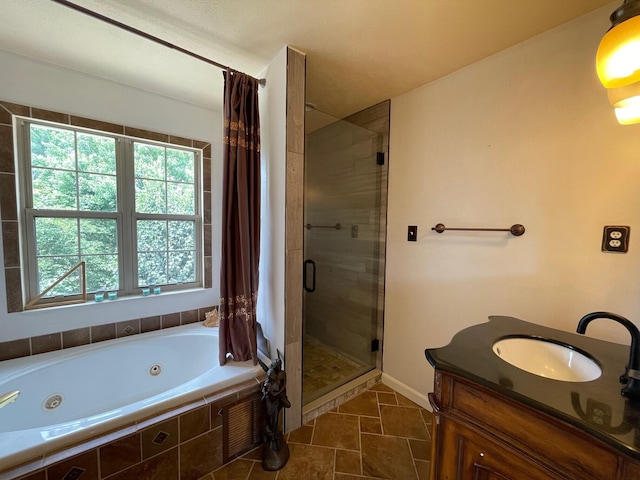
[223,394,264,463]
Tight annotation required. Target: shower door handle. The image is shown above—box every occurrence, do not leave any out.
[303,259,316,293]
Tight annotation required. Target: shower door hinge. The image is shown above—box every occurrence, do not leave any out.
[371,338,380,352]
[376,152,385,166]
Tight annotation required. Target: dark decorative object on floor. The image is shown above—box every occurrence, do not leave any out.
[257,350,291,471]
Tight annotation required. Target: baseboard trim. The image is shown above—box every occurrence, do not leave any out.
[381,373,432,411]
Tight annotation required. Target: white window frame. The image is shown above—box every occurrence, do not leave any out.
[15,117,203,304]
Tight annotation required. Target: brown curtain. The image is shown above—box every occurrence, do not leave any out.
[219,70,261,365]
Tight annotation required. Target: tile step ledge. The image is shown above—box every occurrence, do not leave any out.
[301,369,381,425]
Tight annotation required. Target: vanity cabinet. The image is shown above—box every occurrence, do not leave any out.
[429,371,640,480]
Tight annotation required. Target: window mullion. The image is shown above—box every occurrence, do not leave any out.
[120,138,135,294]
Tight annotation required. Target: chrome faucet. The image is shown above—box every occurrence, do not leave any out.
[0,390,19,409]
[577,311,640,401]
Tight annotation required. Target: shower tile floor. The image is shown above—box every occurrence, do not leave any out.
[302,336,372,404]
[202,383,432,480]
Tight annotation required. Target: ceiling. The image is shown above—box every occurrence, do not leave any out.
[1,0,615,120]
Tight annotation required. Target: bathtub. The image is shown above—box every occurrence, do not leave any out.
[0,323,263,475]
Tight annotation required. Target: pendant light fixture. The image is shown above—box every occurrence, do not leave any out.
[596,0,640,124]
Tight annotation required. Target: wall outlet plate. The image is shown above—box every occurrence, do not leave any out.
[602,226,630,253]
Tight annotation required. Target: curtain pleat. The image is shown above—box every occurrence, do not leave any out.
[219,70,261,365]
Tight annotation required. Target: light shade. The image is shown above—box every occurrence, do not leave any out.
[597,1,640,124]
[608,82,640,124]
[597,15,640,89]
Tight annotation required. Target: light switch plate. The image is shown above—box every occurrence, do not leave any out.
[408,225,417,242]
[602,226,630,253]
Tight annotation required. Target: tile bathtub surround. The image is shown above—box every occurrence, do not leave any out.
[13,377,264,480]
[14,383,430,480]
[0,100,213,314]
[203,383,432,480]
[0,306,218,362]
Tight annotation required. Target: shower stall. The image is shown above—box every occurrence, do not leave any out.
[302,101,390,404]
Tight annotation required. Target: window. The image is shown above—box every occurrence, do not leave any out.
[17,119,202,303]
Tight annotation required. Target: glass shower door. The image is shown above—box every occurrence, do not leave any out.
[303,113,385,404]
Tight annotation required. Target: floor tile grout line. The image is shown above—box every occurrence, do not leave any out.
[378,391,385,435]
[407,436,421,480]
[310,415,317,447]
[332,446,337,479]
[358,430,363,478]
[359,414,364,478]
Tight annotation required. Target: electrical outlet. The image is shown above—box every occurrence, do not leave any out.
[602,226,630,253]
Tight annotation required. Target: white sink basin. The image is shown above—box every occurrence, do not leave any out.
[492,337,601,382]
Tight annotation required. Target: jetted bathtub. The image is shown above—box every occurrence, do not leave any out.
[0,323,263,475]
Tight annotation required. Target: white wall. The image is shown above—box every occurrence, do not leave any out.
[0,49,223,341]
[383,4,640,406]
[257,48,287,358]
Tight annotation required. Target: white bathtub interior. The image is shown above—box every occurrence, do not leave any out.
[0,323,262,472]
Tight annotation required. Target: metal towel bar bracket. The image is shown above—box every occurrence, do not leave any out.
[432,223,525,237]
[306,223,341,230]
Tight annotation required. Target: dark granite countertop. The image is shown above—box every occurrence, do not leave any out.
[425,315,640,460]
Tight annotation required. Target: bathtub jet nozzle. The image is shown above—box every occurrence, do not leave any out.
[0,390,19,409]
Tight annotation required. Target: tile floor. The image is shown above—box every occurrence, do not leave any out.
[302,336,371,404]
[202,383,432,480]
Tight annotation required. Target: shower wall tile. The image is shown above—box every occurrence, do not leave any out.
[204,220,212,256]
[31,108,69,124]
[17,471,46,480]
[70,115,124,134]
[0,105,12,125]
[2,220,19,267]
[180,426,224,480]
[0,101,29,117]
[286,48,306,155]
[46,450,99,480]
[31,333,62,355]
[285,249,302,346]
[140,315,161,333]
[141,417,179,459]
[283,46,306,433]
[0,337,30,361]
[0,124,14,172]
[204,256,213,289]
[162,312,181,329]
[62,327,91,349]
[181,309,199,325]
[116,319,140,337]
[285,152,304,251]
[5,266,23,313]
[99,433,142,478]
[203,155,212,192]
[106,447,178,480]
[285,340,303,430]
[124,126,168,143]
[169,134,193,147]
[209,397,227,429]
[91,323,116,343]
[203,191,212,225]
[180,405,211,442]
[194,140,212,159]
[0,173,17,220]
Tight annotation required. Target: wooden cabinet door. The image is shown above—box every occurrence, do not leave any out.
[621,459,640,480]
[434,416,558,480]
